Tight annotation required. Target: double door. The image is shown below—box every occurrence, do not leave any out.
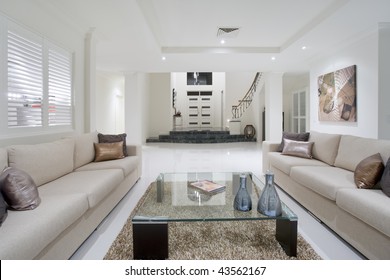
[187,91,212,128]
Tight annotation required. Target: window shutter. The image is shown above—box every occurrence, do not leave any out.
[48,46,72,126]
[7,30,43,128]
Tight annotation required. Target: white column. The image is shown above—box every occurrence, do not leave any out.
[265,72,284,141]
[84,28,96,132]
[124,72,143,145]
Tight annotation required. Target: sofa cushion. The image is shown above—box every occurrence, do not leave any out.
[308,131,341,165]
[377,157,390,197]
[0,192,88,260]
[290,166,356,201]
[98,133,128,157]
[94,141,124,162]
[0,191,7,227]
[7,138,75,187]
[74,131,98,169]
[277,132,310,152]
[282,139,314,159]
[335,135,390,172]
[0,167,41,210]
[0,148,7,170]
[336,188,390,238]
[354,153,384,189]
[38,169,124,208]
[75,155,140,177]
[269,152,328,175]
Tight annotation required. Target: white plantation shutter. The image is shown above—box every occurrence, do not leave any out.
[48,46,72,126]
[7,29,43,127]
[1,17,74,134]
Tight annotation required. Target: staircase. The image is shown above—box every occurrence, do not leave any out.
[231,72,263,119]
[146,129,256,143]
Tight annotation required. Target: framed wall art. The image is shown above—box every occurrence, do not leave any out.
[317,65,357,122]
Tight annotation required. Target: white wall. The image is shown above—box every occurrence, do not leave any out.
[96,72,125,134]
[148,73,172,137]
[310,30,379,138]
[0,0,85,146]
[378,23,390,140]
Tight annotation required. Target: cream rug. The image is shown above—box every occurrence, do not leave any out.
[104,184,321,260]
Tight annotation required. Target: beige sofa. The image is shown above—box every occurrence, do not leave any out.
[0,131,142,260]
[263,131,390,259]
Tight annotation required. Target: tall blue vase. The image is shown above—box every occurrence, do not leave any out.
[257,171,282,216]
[234,174,252,211]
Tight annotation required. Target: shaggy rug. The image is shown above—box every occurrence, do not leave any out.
[104,184,321,260]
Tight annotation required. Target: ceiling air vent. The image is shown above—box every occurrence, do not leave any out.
[217,27,240,38]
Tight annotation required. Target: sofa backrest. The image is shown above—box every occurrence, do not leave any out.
[334,135,390,172]
[74,131,98,169]
[7,138,75,187]
[0,148,7,171]
[309,131,341,165]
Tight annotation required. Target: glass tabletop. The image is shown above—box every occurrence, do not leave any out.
[133,172,297,223]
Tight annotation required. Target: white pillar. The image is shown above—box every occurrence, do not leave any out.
[84,28,96,132]
[265,72,284,141]
[124,72,143,145]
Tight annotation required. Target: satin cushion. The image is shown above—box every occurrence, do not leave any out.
[0,167,41,210]
[98,133,128,157]
[277,132,310,152]
[354,153,384,189]
[94,141,125,162]
[281,139,314,159]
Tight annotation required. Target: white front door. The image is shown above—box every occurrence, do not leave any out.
[187,91,212,128]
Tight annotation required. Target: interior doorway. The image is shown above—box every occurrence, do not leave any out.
[186,91,213,128]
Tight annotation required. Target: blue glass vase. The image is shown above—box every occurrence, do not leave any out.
[234,174,252,211]
[257,171,282,216]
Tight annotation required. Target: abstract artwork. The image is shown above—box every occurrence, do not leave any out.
[317,65,357,122]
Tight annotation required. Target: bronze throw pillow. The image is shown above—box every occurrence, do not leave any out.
[354,153,384,189]
[98,133,128,156]
[277,132,310,152]
[94,141,125,162]
[0,167,41,211]
[281,139,314,159]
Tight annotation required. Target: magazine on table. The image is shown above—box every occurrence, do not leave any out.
[189,180,226,194]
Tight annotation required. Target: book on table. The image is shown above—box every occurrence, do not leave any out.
[189,180,226,194]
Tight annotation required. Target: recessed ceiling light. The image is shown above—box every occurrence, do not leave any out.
[271,56,276,61]
[162,56,166,61]
[301,46,307,50]
[220,39,225,44]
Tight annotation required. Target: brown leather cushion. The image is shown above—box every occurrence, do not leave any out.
[354,153,384,189]
[0,167,41,211]
[281,139,314,159]
[98,133,128,156]
[277,132,310,152]
[94,141,125,162]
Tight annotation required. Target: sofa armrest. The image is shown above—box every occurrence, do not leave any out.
[262,141,280,174]
[126,145,142,157]
[126,145,142,177]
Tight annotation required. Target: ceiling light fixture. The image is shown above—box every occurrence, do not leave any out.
[271,56,276,61]
[220,39,225,44]
[301,46,307,50]
[162,56,166,61]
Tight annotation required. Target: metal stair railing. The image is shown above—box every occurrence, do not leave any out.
[231,72,263,119]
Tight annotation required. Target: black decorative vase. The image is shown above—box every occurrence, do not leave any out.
[257,171,282,216]
[234,174,252,211]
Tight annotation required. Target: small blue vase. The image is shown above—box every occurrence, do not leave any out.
[257,171,282,216]
[234,174,252,211]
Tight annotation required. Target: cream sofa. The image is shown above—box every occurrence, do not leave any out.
[263,131,390,259]
[0,131,142,260]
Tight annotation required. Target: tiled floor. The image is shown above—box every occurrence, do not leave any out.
[71,142,364,260]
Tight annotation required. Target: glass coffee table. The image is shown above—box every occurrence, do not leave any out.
[132,172,298,259]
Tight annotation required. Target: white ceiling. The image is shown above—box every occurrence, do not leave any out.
[45,0,390,73]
